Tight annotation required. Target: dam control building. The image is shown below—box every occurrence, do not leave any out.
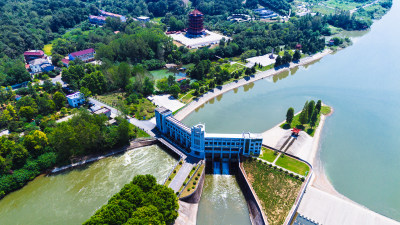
[155,107,263,159]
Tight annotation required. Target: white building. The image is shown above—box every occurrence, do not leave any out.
[66,92,85,108]
[137,16,150,22]
[29,58,54,74]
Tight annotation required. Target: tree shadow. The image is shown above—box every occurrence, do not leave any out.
[306,128,314,135]
[282,123,291,129]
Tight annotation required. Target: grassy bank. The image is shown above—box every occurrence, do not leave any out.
[243,158,303,225]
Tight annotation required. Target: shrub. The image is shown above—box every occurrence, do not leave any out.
[176,192,179,195]
[193,181,196,185]
[183,182,186,186]
[192,186,195,189]
[179,161,182,165]
[274,166,277,170]
[285,170,289,174]
[301,177,305,182]
[195,177,198,181]
[187,175,190,179]
[197,173,200,176]
[168,178,171,181]
[192,167,195,171]
[289,173,294,177]
[279,168,283,172]
[173,170,176,173]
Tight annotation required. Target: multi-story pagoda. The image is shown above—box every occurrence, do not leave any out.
[187,9,204,37]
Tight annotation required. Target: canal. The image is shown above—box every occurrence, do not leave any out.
[0,145,177,225]
[183,1,400,221]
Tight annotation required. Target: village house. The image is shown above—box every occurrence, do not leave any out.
[66,92,85,108]
[23,50,45,62]
[68,48,96,63]
[29,58,54,74]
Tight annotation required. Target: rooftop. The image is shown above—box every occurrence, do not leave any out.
[205,132,262,139]
[189,9,203,16]
[24,50,44,56]
[29,58,50,66]
[100,10,123,18]
[66,92,83,99]
[167,116,191,133]
[155,106,171,115]
[137,16,150,20]
[70,48,95,57]
[93,107,111,115]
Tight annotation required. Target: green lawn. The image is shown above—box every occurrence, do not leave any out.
[321,106,331,115]
[43,44,53,56]
[150,69,175,80]
[259,147,278,162]
[275,156,310,176]
[243,159,303,225]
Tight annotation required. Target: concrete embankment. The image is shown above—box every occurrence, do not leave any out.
[174,49,332,121]
[50,139,158,174]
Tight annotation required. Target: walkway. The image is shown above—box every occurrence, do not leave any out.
[297,186,400,225]
[168,161,194,192]
[157,137,186,159]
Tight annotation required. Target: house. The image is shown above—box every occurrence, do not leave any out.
[24,50,45,62]
[137,16,150,23]
[68,48,96,63]
[91,106,112,118]
[100,10,126,22]
[61,58,70,68]
[66,92,85,108]
[29,58,54,74]
[89,15,107,25]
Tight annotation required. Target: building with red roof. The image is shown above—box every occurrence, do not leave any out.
[24,50,45,62]
[68,48,96,63]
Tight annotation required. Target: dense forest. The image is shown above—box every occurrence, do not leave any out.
[84,174,178,225]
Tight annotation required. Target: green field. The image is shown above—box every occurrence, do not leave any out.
[243,159,303,225]
[43,44,53,55]
[150,69,175,80]
[275,156,310,176]
[259,147,278,162]
[320,105,332,115]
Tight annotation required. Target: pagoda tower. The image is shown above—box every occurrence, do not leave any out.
[187,9,204,37]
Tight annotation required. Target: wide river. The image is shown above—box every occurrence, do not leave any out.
[184,1,400,221]
[0,145,177,225]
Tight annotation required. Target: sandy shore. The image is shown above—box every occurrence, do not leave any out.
[174,49,333,120]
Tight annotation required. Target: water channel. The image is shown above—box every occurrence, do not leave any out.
[183,1,400,221]
[0,145,177,225]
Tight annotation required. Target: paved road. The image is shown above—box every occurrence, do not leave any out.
[169,162,194,193]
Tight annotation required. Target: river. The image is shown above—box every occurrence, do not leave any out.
[183,1,400,221]
[0,145,177,225]
[197,175,251,225]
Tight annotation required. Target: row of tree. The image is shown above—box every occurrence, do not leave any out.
[286,100,322,128]
[83,174,178,225]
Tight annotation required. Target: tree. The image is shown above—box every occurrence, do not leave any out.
[275,55,282,67]
[143,77,155,96]
[299,101,309,125]
[51,54,63,66]
[23,130,49,158]
[293,50,301,61]
[286,107,294,125]
[167,75,175,87]
[80,87,92,101]
[19,106,36,121]
[310,110,318,128]
[315,100,322,112]
[307,100,315,122]
[10,144,29,169]
[169,84,180,99]
[80,71,107,95]
[117,62,131,90]
[156,78,169,93]
[53,91,66,110]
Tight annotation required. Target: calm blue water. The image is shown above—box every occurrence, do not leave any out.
[185,1,400,221]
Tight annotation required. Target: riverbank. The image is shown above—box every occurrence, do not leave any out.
[174,49,333,121]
